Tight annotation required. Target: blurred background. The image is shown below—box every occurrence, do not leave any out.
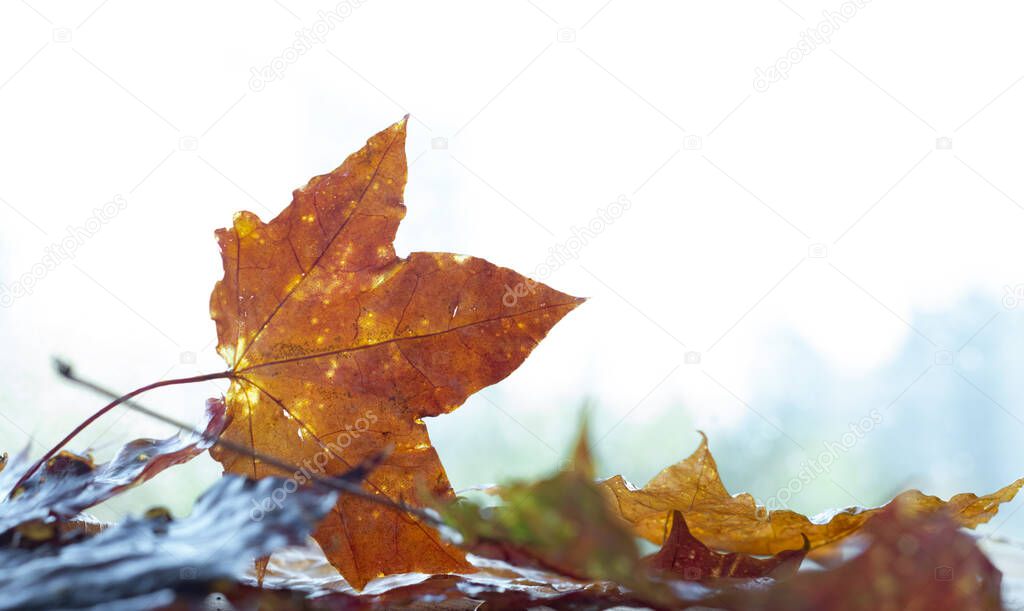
[1,0,1023,545]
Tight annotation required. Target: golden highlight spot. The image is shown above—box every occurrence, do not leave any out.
[244,384,261,407]
[339,243,355,265]
[221,343,237,366]
[233,211,260,237]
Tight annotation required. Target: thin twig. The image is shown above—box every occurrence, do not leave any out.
[48,359,441,525]
[11,367,233,493]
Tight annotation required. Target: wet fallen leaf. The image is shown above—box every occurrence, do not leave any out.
[312,572,656,611]
[0,475,337,610]
[708,498,1003,610]
[208,117,583,588]
[0,398,226,538]
[440,428,645,582]
[644,510,807,581]
[251,543,701,611]
[439,426,688,608]
[600,432,1023,556]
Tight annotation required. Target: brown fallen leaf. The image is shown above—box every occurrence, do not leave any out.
[600,432,1023,556]
[708,497,1003,610]
[439,426,651,589]
[644,510,807,581]
[0,398,227,538]
[437,425,757,609]
[209,117,583,589]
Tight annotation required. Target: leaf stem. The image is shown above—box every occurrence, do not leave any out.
[49,359,441,525]
[9,365,233,495]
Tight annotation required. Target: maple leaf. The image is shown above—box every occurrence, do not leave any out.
[0,399,226,538]
[208,117,583,588]
[439,426,650,589]
[438,426,808,609]
[600,432,1023,555]
[644,510,807,581]
[708,499,1003,610]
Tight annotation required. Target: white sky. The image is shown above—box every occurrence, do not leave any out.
[1,1,1023,527]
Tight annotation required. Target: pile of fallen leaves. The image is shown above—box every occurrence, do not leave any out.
[4,119,1020,609]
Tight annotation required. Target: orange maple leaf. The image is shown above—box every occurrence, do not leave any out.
[707,500,1003,610]
[208,117,583,588]
[600,433,1023,555]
